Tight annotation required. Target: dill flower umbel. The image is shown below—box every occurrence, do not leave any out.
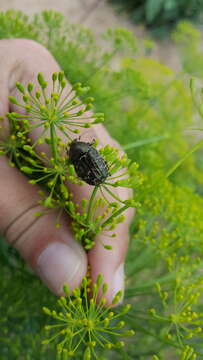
[8,72,104,151]
[1,72,141,249]
[42,274,134,359]
[70,144,141,249]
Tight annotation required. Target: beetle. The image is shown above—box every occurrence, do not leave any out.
[68,139,109,186]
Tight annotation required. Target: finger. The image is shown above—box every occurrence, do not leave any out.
[67,138,133,306]
[67,125,133,303]
[88,206,133,305]
[9,39,60,111]
[0,155,87,295]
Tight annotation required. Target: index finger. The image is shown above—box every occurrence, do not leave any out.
[88,206,134,304]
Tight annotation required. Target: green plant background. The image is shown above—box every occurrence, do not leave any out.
[109,0,203,38]
[0,10,203,360]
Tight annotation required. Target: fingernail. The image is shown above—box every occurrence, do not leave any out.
[37,242,85,295]
[112,263,125,304]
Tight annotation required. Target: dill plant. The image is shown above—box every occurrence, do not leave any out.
[4,71,140,252]
[0,9,203,360]
[0,70,139,358]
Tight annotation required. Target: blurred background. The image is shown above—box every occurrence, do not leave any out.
[2,0,201,70]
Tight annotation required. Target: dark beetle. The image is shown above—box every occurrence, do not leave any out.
[69,140,109,186]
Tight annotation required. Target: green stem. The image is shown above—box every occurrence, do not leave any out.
[127,246,157,277]
[125,273,176,298]
[123,134,170,150]
[101,204,129,229]
[86,186,99,223]
[190,78,203,118]
[166,137,203,178]
[102,185,123,203]
[50,124,57,162]
[125,318,183,353]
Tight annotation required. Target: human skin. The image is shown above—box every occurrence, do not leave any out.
[0,39,133,304]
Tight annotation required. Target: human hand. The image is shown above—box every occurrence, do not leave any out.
[0,39,133,303]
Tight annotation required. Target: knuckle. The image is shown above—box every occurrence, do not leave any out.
[3,205,70,269]
[4,203,44,249]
